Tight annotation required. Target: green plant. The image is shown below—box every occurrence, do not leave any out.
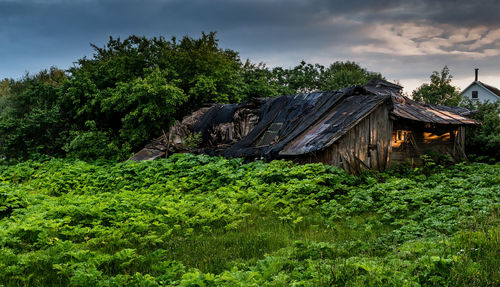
[464,101,500,161]
[183,132,202,149]
[412,66,462,106]
[0,155,498,286]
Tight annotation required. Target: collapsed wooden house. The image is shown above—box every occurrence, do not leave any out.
[131,79,479,173]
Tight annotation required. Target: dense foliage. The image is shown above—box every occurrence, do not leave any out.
[411,66,462,106]
[244,60,383,97]
[0,33,380,161]
[0,154,498,286]
[464,101,500,162]
[0,68,69,159]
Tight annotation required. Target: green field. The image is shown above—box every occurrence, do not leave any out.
[0,154,499,286]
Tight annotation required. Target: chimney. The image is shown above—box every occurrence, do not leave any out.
[475,68,479,82]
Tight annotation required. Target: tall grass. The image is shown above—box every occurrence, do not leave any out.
[450,211,499,286]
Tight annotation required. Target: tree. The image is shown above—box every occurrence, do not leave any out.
[58,33,246,159]
[462,101,500,161]
[0,67,68,159]
[271,61,383,94]
[0,79,10,116]
[241,60,384,97]
[319,61,383,91]
[412,66,462,106]
[240,61,283,99]
[272,61,324,93]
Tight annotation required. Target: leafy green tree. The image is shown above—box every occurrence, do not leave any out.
[60,67,187,159]
[0,79,10,115]
[0,68,67,159]
[242,60,383,96]
[170,32,246,110]
[319,61,383,90]
[463,101,500,161]
[271,60,382,94]
[103,68,186,155]
[273,61,324,93]
[412,66,462,106]
[241,61,286,98]
[58,33,245,159]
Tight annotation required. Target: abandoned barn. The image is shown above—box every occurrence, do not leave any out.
[131,79,479,173]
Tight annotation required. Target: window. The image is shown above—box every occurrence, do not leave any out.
[472,91,478,99]
[256,122,282,146]
[393,130,408,144]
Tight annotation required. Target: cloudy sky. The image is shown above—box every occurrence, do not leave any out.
[2,0,500,93]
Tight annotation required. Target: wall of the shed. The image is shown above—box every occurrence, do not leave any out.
[289,104,393,173]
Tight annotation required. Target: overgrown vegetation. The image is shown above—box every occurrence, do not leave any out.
[464,101,500,162]
[1,29,498,287]
[0,154,498,286]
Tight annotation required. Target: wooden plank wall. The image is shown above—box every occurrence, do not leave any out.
[454,126,468,161]
[291,104,392,174]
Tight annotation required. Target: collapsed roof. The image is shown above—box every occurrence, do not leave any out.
[130,79,479,161]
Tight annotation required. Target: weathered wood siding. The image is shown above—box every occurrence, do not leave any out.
[290,104,392,174]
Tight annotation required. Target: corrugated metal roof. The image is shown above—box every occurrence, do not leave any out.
[363,80,479,125]
[280,94,387,155]
[221,89,349,158]
[391,95,480,125]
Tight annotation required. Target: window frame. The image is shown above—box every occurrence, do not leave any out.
[471,90,478,99]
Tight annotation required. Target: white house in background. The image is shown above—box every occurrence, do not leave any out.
[461,69,500,103]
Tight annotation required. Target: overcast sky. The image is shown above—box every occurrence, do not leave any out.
[2,0,500,93]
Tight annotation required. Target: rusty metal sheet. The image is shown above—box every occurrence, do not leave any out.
[428,107,478,124]
[397,103,447,124]
[391,97,480,125]
[280,95,387,155]
[221,88,352,159]
[257,122,283,146]
[129,148,165,161]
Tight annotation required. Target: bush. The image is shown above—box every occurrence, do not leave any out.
[464,101,500,161]
[63,124,122,161]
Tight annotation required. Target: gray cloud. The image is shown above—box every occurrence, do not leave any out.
[1,0,500,92]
